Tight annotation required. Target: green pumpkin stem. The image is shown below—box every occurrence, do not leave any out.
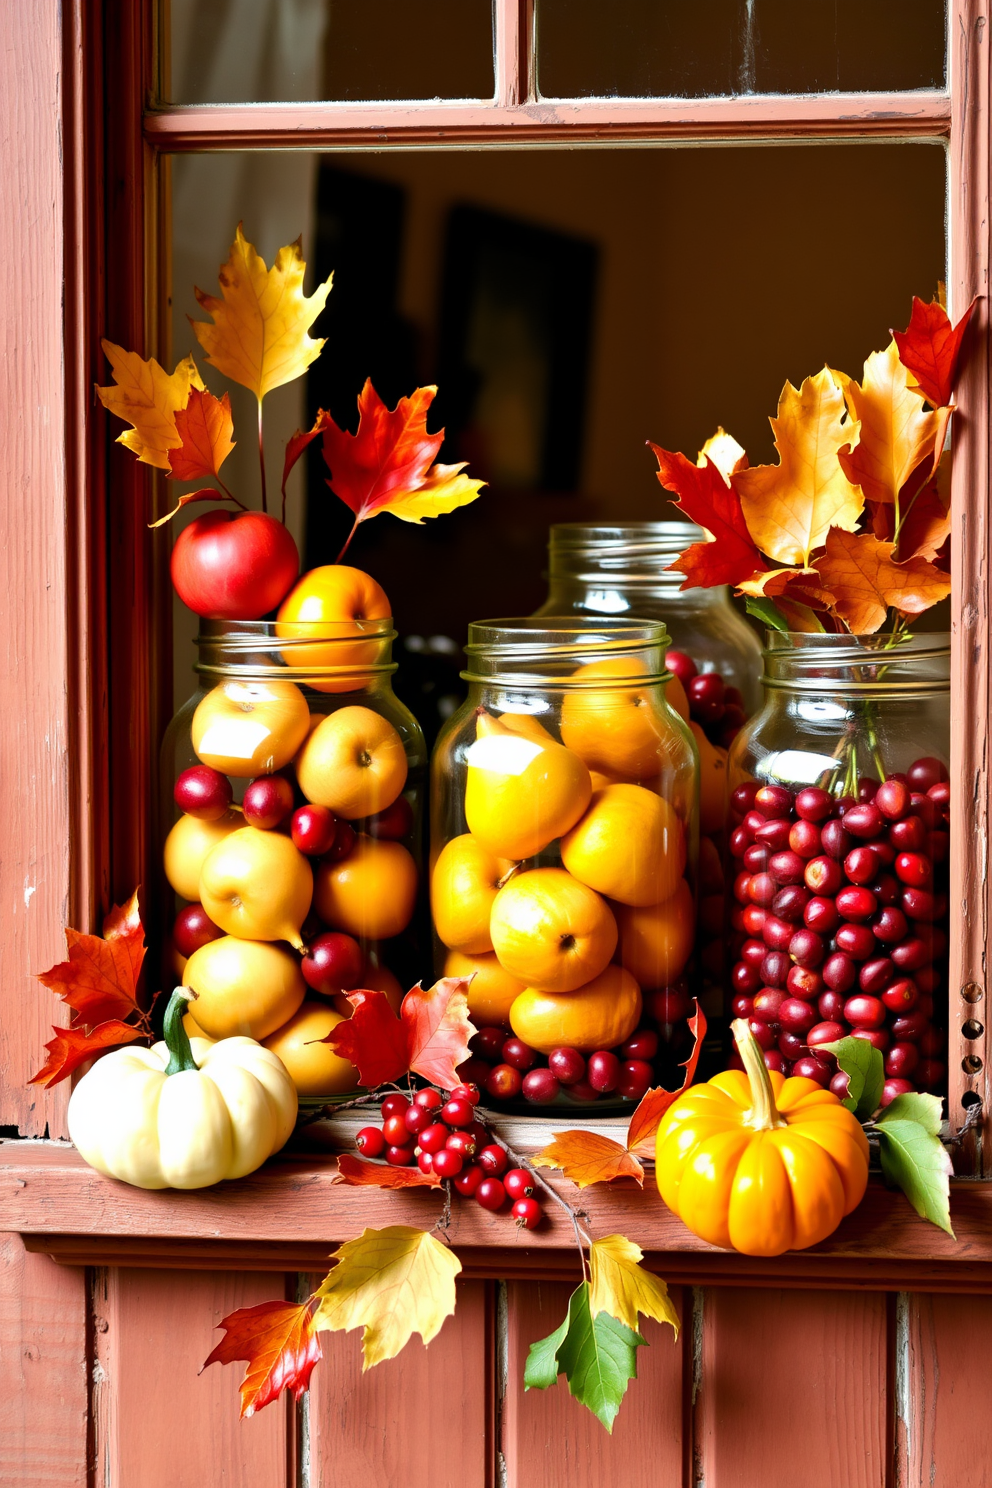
[163,988,201,1076]
[731,1017,787,1132]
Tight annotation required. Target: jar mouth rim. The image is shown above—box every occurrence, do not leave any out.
[761,629,951,694]
[548,521,706,549]
[197,617,395,642]
[463,616,670,688]
[194,616,398,681]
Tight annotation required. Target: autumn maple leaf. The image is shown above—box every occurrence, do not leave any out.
[893,295,977,409]
[203,1297,323,1418]
[168,387,236,482]
[531,1132,646,1188]
[323,977,475,1091]
[332,1154,441,1189]
[814,528,951,633]
[96,341,204,470]
[649,445,766,589]
[836,341,939,506]
[588,1236,680,1337]
[29,1021,144,1088]
[626,999,707,1155]
[37,889,146,1026]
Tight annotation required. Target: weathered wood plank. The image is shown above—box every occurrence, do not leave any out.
[92,1267,290,1488]
[308,1277,492,1488]
[502,1280,684,1488]
[896,1293,992,1486]
[695,1288,889,1488]
[0,1235,88,1487]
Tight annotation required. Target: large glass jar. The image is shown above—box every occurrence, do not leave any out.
[726,632,950,1100]
[161,618,427,1102]
[430,617,697,1111]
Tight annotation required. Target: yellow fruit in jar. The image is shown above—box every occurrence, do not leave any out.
[263,1003,359,1097]
[199,827,313,951]
[276,565,391,691]
[443,949,525,1027]
[510,965,642,1055]
[614,878,695,989]
[489,867,617,992]
[192,679,310,778]
[296,705,407,820]
[333,959,404,1017]
[665,672,691,722]
[314,835,417,940]
[464,713,591,860]
[690,721,728,835]
[560,784,686,907]
[182,936,306,1040]
[163,809,241,902]
[431,834,513,954]
[496,711,556,744]
[560,657,681,781]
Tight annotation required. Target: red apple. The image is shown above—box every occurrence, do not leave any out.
[170,510,299,620]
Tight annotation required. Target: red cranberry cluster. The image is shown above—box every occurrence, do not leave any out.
[456,1020,682,1107]
[666,650,746,750]
[355,1086,542,1228]
[728,761,950,1106]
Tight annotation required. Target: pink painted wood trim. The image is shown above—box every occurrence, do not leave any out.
[143,89,951,150]
[494,0,526,108]
[948,0,992,1169]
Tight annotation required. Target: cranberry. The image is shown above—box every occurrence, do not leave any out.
[804,896,840,935]
[301,931,363,996]
[731,781,759,814]
[733,871,753,904]
[621,1029,659,1061]
[789,929,825,968]
[891,937,933,972]
[454,1163,484,1196]
[882,978,919,1013]
[789,820,822,858]
[730,826,750,858]
[477,1145,508,1175]
[793,1055,832,1086]
[876,779,910,820]
[762,1049,786,1074]
[382,1113,410,1146]
[823,952,858,992]
[807,1020,846,1048]
[871,906,908,944]
[805,856,843,895]
[174,765,233,820]
[796,787,833,822]
[172,904,223,959]
[418,1152,436,1176]
[749,872,778,907]
[830,1070,852,1099]
[243,773,294,830]
[731,994,755,1019]
[587,1051,622,1094]
[927,781,951,808]
[744,846,772,877]
[755,819,793,852]
[843,803,884,839]
[476,1177,507,1211]
[902,887,942,920]
[835,923,877,960]
[355,1126,386,1158]
[743,810,767,837]
[650,987,692,1022]
[778,997,817,1033]
[868,840,896,867]
[386,1144,416,1167]
[885,1042,920,1079]
[441,1097,474,1127]
[772,885,811,922]
[485,1065,523,1100]
[404,1103,432,1136]
[743,905,769,936]
[859,957,895,995]
[769,850,805,886]
[381,1094,410,1118]
[778,1029,809,1060]
[835,795,857,816]
[522,1069,561,1103]
[501,1038,537,1072]
[907,757,949,791]
[871,872,901,905]
[732,962,762,995]
[512,1196,543,1230]
[858,777,879,802]
[415,1088,445,1111]
[619,1060,654,1100]
[843,847,879,885]
[666,649,698,687]
[836,886,877,921]
[852,1027,890,1051]
[755,784,793,818]
[820,819,853,860]
[449,1083,482,1107]
[741,939,768,970]
[446,1131,478,1159]
[760,951,791,988]
[748,1019,777,1051]
[787,965,823,999]
[880,1078,914,1107]
[471,1027,508,1061]
[418,1123,448,1154]
[890,816,928,852]
[891,1009,931,1042]
[762,916,794,951]
[291,803,338,856]
[844,993,886,1029]
[754,989,786,1021]
[504,1168,534,1201]
[818,989,846,1020]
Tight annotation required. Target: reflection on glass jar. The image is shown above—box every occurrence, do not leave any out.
[431,617,697,1112]
[727,632,950,1104]
[161,619,426,1102]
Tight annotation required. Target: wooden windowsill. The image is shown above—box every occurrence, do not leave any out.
[2,1140,991,1291]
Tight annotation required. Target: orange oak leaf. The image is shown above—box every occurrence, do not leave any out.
[168,387,236,481]
[96,340,204,470]
[736,368,864,566]
[320,381,484,552]
[836,341,938,505]
[191,225,333,403]
[893,295,977,409]
[37,889,146,1026]
[814,528,951,634]
[324,990,410,1088]
[203,1296,323,1418]
[28,1020,144,1087]
[530,1131,645,1188]
[333,1154,441,1189]
[324,978,476,1091]
[650,445,766,589]
[626,1000,708,1155]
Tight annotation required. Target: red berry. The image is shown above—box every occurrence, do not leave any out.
[787,965,823,1000]
[857,777,879,803]
[404,1104,432,1136]
[880,1078,914,1108]
[485,1064,523,1101]
[548,1047,586,1086]
[754,784,792,818]
[789,929,825,969]
[619,1059,654,1100]
[323,819,356,861]
[478,1144,508,1176]
[665,649,697,686]
[844,993,886,1029]
[876,779,910,820]
[792,1055,832,1085]
[381,1093,410,1118]
[843,847,878,885]
[901,887,941,920]
[414,1088,444,1112]
[748,1019,776,1051]
[778,998,817,1034]
[690,671,726,708]
[291,804,338,856]
[819,820,853,861]
[852,1027,890,1051]
[871,872,901,906]
[764,1050,787,1074]
[386,1144,415,1166]
[822,952,857,991]
[818,989,845,1021]
[778,1030,809,1061]
[522,1068,561,1103]
[174,765,233,821]
[448,1083,482,1106]
[731,994,755,1019]
[743,846,771,875]
[830,1071,852,1099]
[807,1020,846,1048]
[762,915,794,951]
[927,781,951,808]
[301,931,363,996]
[836,886,877,922]
[885,1041,920,1079]
[769,850,805,886]
[355,1125,386,1158]
[871,906,908,944]
[365,795,414,841]
[242,774,294,830]
[760,951,790,988]
[454,1163,484,1196]
[788,819,821,858]
[432,1148,464,1179]
[795,787,833,822]
[621,1029,659,1061]
[446,1131,478,1158]
[441,1097,473,1127]
[772,885,811,923]
[891,1010,931,1042]
[882,977,918,1013]
[418,1122,448,1154]
[504,1168,535,1200]
[890,816,928,852]
[748,874,777,908]
[741,939,768,969]
[753,989,785,1021]
[895,852,932,887]
[172,903,224,958]
[907,757,948,791]
[891,937,933,973]
[587,1051,622,1093]
[565,1079,601,1102]
[471,1027,508,1061]
[466,1119,489,1146]
[835,923,877,961]
[731,781,759,814]
[842,803,884,839]
[730,826,750,858]
[859,957,895,995]
[418,1151,435,1175]
[512,1197,543,1230]
[382,1113,410,1146]
[501,1038,537,1072]
[476,1177,507,1211]
[805,856,843,896]
[742,904,769,936]
[755,819,792,852]
[804,896,840,935]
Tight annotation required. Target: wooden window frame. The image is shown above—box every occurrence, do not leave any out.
[0,0,989,1203]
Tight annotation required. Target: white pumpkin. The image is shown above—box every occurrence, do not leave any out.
[67,989,298,1189]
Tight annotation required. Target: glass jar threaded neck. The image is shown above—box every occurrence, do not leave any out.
[545,521,727,610]
[760,631,950,699]
[461,616,669,689]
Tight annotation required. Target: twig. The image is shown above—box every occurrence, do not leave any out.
[484,1126,594,1250]
[434,1181,453,1234]
[257,401,268,513]
[335,515,360,563]
[943,1100,983,1148]
[294,1085,411,1128]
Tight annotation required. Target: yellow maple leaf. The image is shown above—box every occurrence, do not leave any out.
[836,341,938,505]
[95,340,204,470]
[313,1226,460,1370]
[384,462,487,524]
[697,426,746,483]
[736,368,864,566]
[589,1235,680,1337]
[191,224,333,403]
[814,527,951,633]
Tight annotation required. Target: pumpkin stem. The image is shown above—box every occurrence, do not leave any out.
[731,1017,787,1132]
[162,988,201,1076]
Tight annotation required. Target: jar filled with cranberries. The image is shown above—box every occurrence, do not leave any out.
[726,632,950,1105]
[536,520,763,1051]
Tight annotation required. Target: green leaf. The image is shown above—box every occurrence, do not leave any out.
[820,1036,885,1118]
[523,1281,646,1433]
[744,596,790,631]
[875,1098,953,1235]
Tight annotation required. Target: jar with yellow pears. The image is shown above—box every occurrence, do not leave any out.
[430,618,697,1111]
[161,613,426,1103]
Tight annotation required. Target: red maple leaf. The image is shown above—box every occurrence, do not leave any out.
[202,1297,323,1418]
[332,1154,441,1189]
[649,445,767,588]
[893,295,977,409]
[626,1000,707,1154]
[280,408,333,520]
[323,977,475,1091]
[29,1020,144,1087]
[321,381,443,523]
[37,889,145,1026]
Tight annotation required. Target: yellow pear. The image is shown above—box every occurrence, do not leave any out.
[182,936,306,1040]
[163,809,241,902]
[464,713,591,860]
[431,833,514,954]
[199,826,313,950]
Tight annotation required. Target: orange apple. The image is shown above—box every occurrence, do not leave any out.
[276,565,391,691]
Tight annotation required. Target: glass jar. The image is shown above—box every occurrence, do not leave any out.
[430,617,697,1112]
[160,618,427,1102]
[726,632,950,1099]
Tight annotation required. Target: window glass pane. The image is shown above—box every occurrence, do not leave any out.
[165,0,494,104]
[168,143,945,721]
[536,0,946,98]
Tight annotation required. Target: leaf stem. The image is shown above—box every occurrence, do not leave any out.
[335,516,361,564]
[216,475,248,511]
[258,400,268,513]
